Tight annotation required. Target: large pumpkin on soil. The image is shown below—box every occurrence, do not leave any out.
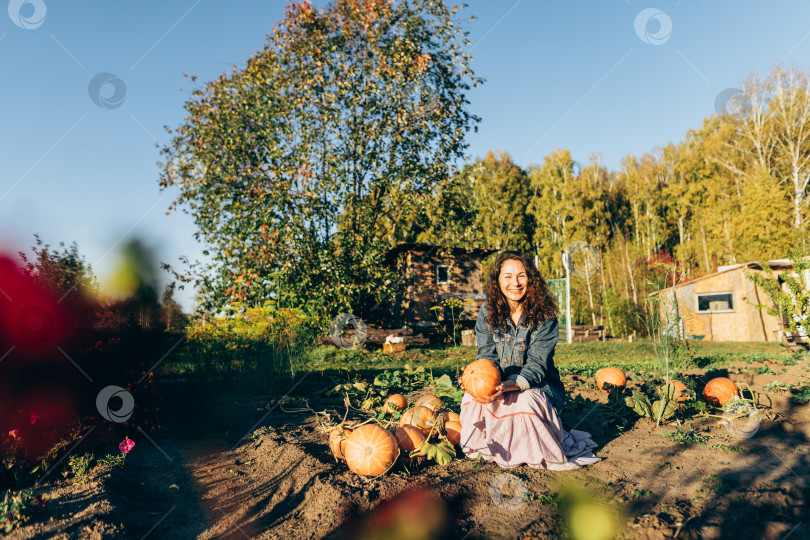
[344,424,399,476]
[702,377,738,407]
[461,359,501,399]
[400,406,437,436]
[329,426,352,460]
[394,425,426,452]
[415,394,442,413]
[444,421,462,446]
[595,367,626,393]
[384,394,407,413]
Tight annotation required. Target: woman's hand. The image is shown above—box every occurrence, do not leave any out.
[470,379,520,404]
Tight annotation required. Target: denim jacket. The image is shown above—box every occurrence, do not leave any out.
[474,303,565,412]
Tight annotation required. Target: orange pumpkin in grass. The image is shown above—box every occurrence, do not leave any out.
[329,426,352,460]
[400,406,437,436]
[384,394,407,413]
[702,377,738,407]
[595,367,627,393]
[394,425,426,452]
[344,424,400,476]
[444,421,462,446]
[460,359,501,399]
[415,394,442,413]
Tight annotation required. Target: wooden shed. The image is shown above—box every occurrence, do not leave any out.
[650,259,795,342]
[383,243,497,329]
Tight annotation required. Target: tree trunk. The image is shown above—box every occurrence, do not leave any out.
[723,219,736,263]
[599,252,612,332]
[586,270,597,326]
[701,225,710,273]
[794,168,804,229]
[625,241,638,304]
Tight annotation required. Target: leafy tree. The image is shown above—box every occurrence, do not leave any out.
[746,248,810,336]
[710,64,810,235]
[466,151,532,253]
[160,283,188,331]
[104,238,162,330]
[373,161,483,248]
[526,148,577,278]
[159,0,482,322]
[17,234,98,300]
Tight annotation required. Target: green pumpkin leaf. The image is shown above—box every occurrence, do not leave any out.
[432,440,456,465]
[434,374,455,389]
[651,399,678,421]
[629,392,653,417]
[660,382,679,401]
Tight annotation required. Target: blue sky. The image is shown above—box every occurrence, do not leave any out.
[2,0,809,312]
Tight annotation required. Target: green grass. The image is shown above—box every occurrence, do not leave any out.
[302,340,787,373]
[709,444,745,453]
[662,426,710,445]
[630,489,653,499]
[159,339,790,382]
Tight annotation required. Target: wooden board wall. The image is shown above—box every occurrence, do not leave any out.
[400,249,485,323]
[660,267,784,341]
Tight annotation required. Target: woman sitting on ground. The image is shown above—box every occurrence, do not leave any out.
[458,250,601,470]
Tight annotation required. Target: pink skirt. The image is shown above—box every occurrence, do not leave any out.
[459,389,602,470]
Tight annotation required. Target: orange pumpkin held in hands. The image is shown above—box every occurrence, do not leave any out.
[415,394,442,413]
[460,359,501,399]
[384,394,407,413]
[344,424,399,476]
[394,425,426,452]
[702,377,738,407]
[444,421,462,446]
[595,367,627,393]
[329,426,353,460]
[400,406,437,436]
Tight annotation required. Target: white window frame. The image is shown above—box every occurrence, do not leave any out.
[436,264,450,285]
[696,291,734,313]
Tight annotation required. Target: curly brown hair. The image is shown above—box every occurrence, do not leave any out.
[485,251,558,331]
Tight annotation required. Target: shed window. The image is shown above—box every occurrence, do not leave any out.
[697,292,734,312]
[436,265,450,285]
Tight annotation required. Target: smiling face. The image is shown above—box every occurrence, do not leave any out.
[498,259,528,306]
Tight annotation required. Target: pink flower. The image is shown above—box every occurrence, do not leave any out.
[30,411,39,424]
[8,429,19,439]
[119,438,135,454]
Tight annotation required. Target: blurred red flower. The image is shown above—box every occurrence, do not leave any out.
[119,438,135,454]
